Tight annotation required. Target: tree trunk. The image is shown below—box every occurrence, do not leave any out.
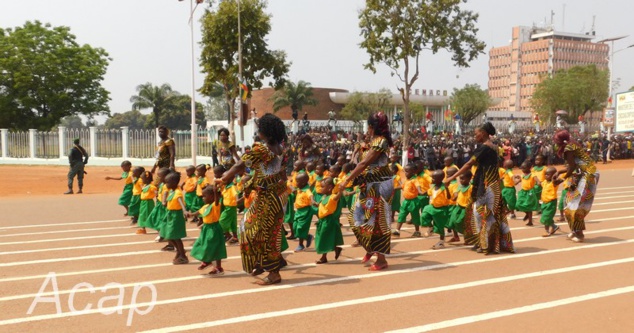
[402,89,410,167]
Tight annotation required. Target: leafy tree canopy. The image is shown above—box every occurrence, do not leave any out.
[359,0,485,163]
[200,0,290,136]
[270,80,318,116]
[104,110,149,130]
[531,65,608,123]
[130,82,181,129]
[0,21,111,130]
[340,89,392,124]
[449,84,491,124]
[59,115,87,129]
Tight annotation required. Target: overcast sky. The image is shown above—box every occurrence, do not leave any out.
[3,0,633,123]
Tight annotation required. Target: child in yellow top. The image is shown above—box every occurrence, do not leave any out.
[285,161,305,238]
[532,155,546,208]
[558,165,570,222]
[342,163,356,210]
[395,165,423,237]
[448,171,473,243]
[127,166,145,225]
[149,168,171,246]
[160,172,188,265]
[312,164,326,214]
[515,161,540,226]
[219,169,239,245]
[293,173,314,252]
[445,166,460,242]
[105,160,133,216]
[137,171,158,235]
[192,164,211,213]
[328,164,345,219]
[421,170,451,249]
[182,165,198,213]
[540,167,564,237]
[501,159,519,219]
[189,185,227,275]
[442,157,458,178]
[314,177,345,264]
[416,160,432,210]
[306,162,317,187]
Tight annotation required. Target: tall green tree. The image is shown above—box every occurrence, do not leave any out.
[340,89,392,125]
[151,95,205,130]
[130,83,181,129]
[59,115,87,129]
[531,65,608,123]
[270,80,318,118]
[0,21,110,130]
[105,110,149,130]
[359,0,485,165]
[200,0,290,139]
[449,84,491,124]
[629,86,634,91]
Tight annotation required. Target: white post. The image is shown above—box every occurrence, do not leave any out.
[121,126,129,159]
[189,0,197,166]
[89,126,97,158]
[1,128,8,158]
[28,129,36,159]
[58,126,66,159]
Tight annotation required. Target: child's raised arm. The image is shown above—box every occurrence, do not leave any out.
[105,176,123,181]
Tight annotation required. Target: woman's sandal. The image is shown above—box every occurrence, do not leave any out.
[255,276,281,285]
[368,263,388,271]
[198,262,210,270]
[315,258,328,264]
[250,267,265,276]
[361,253,373,264]
[549,226,561,236]
[334,247,342,260]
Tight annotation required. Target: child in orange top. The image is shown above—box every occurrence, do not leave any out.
[421,170,451,249]
[395,164,422,237]
[390,163,403,223]
[105,160,133,216]
[182,165,197,214]
[540,167,563,237]
[137,171,158,235]
[189,185,227,275]
[515,161,540,226]
[448,171,473,243]
[192,164,211,214]
[501,159,519,219]
[314,177,344,264]
[127,166,145,225]
[285,161,305,239]
[442,157,458,178]
[293,173,314,252]
[219,169,239,244]
[160,172,188,265]
[445,167,460,241]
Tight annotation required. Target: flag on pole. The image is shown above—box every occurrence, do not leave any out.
[240,78,249,102]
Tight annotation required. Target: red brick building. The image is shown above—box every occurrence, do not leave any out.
[248,87,348,120]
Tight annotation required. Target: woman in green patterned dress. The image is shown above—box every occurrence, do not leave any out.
[553,130,599,243]
[151,126,176,174]
[221,114,290,285]
[338,112,394,271]
[444,122,515,254]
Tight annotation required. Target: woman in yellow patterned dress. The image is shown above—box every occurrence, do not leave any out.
[338,112,394,271]
[221,114,290,285]
[553,130,599,243]
[444,122,515,254]
[151,125,176,173]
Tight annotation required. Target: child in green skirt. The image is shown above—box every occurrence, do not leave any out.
[182,165,198,222]
[558,165,569,222]
[448,171,473,244]
[105,160,133,217]
[314,177,344,264]
[127,166,145,225]
[219,170,239,244]
[390,164,403,224]
[149,168,171,247]
[293,173,314,252]
[189,185,227,275]
[394,164,422,237]
[161,172,188,265]
[501,159,519,219]
[540,167,563,237]
[137,171,157,235]
[342,163,355,210]
[531,155,546,214]
[421,170,451,249]
[516,162,540,226]
[191,164,211,217]
[285,161,306,240]
[312,164,326,215]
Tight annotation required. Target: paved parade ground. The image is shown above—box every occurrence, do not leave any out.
[1,162,633,332]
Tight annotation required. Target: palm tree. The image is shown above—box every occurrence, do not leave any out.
[130,83,181,128]
[270,80,318,119]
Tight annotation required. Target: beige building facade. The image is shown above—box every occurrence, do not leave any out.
[489,26,609,112]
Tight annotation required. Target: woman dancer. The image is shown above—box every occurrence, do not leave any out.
[220,113,290,285]
[151,125,176,173]
[338,112,394,271]
[444,122,515,255]
[553,130,599,243]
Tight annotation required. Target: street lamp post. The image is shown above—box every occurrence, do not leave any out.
[180,0,202,165]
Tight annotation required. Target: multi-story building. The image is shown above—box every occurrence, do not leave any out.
[489,26,609,113]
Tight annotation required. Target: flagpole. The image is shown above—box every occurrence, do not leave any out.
[238,0,245,153]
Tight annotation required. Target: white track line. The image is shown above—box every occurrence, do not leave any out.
[3,238,634,326]
[2,224,634,302]
[593,200,634,206]
[0,226,138,238]
[386,285,634,332]
[0,219,128,230]
[139,257,634,332]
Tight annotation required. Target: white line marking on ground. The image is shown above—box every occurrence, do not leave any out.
[0,226,137,238]
[386,285,634,332]
[2,225,633,303]
[0,219,127,230]
[134,257,634,332]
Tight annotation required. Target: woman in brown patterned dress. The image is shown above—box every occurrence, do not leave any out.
[338,112,394,271]
[151,125,175,173]
[221,114,290,285]
[445,122,515,254]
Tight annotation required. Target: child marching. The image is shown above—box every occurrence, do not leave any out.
[540,167,563,237]
[189,185,227,276]
[105,160,133,217]
[160,172,189,265]
[314,177,345,264]
[137,171,158,235]
[515,161,540,226]
[421,170,452,250]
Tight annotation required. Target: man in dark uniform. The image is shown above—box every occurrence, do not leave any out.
[65,138,88,194]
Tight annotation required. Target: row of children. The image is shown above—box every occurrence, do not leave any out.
[106,161,256,275]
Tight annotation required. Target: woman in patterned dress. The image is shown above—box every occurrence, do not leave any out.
[215,128,240,170]
[298,134,321,164]
[553,130,599,243]
[444,122,515,255]
[221,114,290,285]
[151,125,176,174]
[338,112,394,271]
